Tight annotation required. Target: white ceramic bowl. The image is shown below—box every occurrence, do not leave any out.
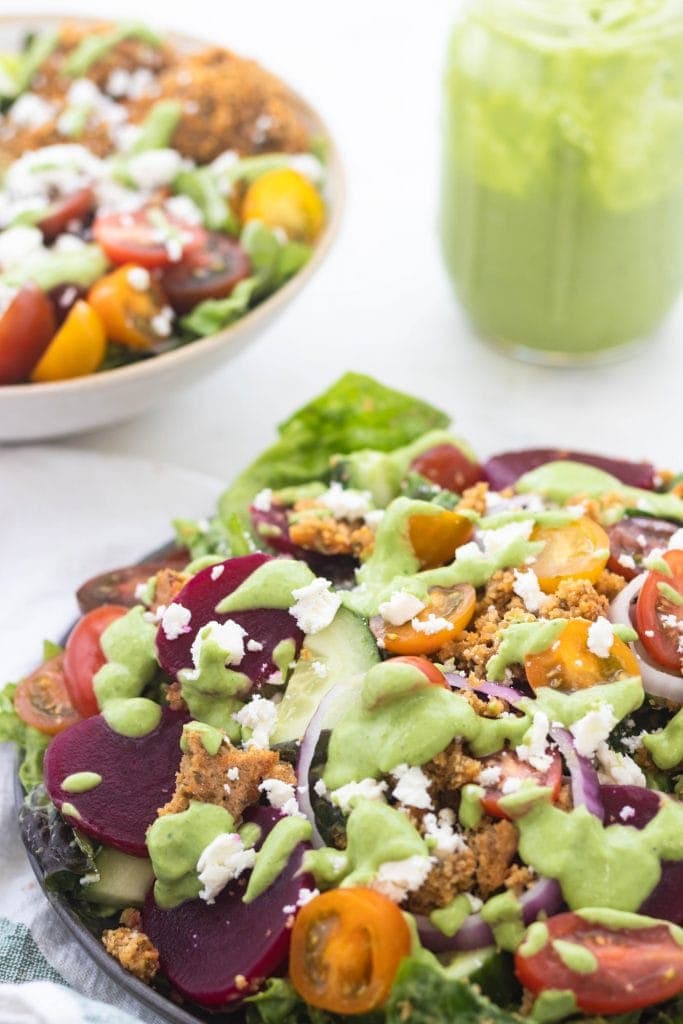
[0,15,343,442]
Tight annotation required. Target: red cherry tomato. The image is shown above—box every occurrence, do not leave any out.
[607,516,678,581]
[0,282,56,384]
[93,207,207,269]
[635,550,683,673]
[63,605,127,718]
[410,444,482,494]
[161,232,251,313]
[515,911,683,1015]
[478,748,562,819]
[387,656,448,688]
[38,186,95,242]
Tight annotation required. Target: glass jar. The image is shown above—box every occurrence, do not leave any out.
[440,0,683,363]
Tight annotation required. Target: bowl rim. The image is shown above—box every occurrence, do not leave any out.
[0,12,344,400]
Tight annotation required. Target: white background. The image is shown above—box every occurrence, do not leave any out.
[15,0,683,477]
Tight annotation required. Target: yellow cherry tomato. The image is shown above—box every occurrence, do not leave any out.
[408,509,473,569]
[88,264,169,351]
[30,301,106,382]
[531,516,610,593]
[241,168,325,243]
[383,583,476,655]
[524,618,640,693]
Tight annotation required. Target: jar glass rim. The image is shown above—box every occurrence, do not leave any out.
[467,0,683,44]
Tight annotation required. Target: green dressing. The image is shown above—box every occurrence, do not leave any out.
[239,822,262,849]
[530,990,578,1024]
[458,784,485,828]
[272,638,297,676]
[65,22,162,77]
[552,939,598,975]
[487,620,568,680]
[243,817,312,904]
[61,771,102,794]
[576,907,683,944]
[93,607,158,709]
[519,676,644,732]
[61,802,82,821]
[178,623,251,738]
[658,582,683,606]
[146,801,235,909]
[645,707,683,769]
[480,891,524,952]
[429,894,473,937]
[102,698,161,738]
[519,921,549,958]
[216,559,314,614]
[181,721,224,756]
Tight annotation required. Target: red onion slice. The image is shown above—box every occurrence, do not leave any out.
[445,674,525,706]
[296,684,351,848]
[550,727,603,821]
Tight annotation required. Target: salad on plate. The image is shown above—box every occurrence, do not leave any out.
[0,19,327,385]
[5,373,683,1023]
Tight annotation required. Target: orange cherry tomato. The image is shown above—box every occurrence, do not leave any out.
[408,509,473,569]
[289,888,411,1014]
[479,748,563,819]
[524,618,640,693]
[88,264,170,351]
[30,300,106,382]
[387,656,448,688]
[242,168,325,243]
[13,655,81,735]
[635,550,683,674]
[383,584,476,656]
[63,605,127,718]
[531,516,610,593]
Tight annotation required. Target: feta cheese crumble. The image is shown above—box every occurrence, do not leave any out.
[370,856,433,904]
[477,765,503,788]
[126,265,151,292]
[197,833,256,904]
[330,778,388,815]
[480,520,535,557]
[422,809,467,855]
[258,778,303,817]
[410,614,453,635]
[595,743,646,787]
[252,488,273,512]
[391,764,433,810]
[190,619,247,667]
[587,617,615,659]
[516,711,552,771]
[233,695,278,748]
[211,563,225,581]
[161,602,192,640]
[619,805,636,822]
[512,569,550,614]
[318,482,373,520]
[379,590,426,626]
[290,577,341,634]
[570,704,618,757]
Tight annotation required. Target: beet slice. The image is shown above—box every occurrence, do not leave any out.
[483,449,656,492]
[143,806,313,1008]
[44,707,186,856]
[600,784,683,924]
[251,504,358,586]
[156,553,303,686]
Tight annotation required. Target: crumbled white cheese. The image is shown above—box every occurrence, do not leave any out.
[106,66,158,100]
[252,488,273,512]
[80,870,101,887]
[480,520,535,557]
[290,577,341,634]
[370,856,433,904]
[296,886,319,907]
[620,731,644,755]
[330,778,388,815]
[669,529,683,552]
[259,778,302,817]
[411,614,453,636]
[364,510,385,528]
[287,153,325,184]
[0,225,43,269]
[379,590,426,626]
[127,148,184,190]
[227,767,240,781]
[595,742,646,787]
[391,764,433,810]
[191,619,247,667]
[477,765,503,788]
[466,893,484,914]
[618,553,637,570]
[501,777,523,795]
[197,833,256,904]
[313,778,328,798]
[619,805,636,822]
[161,602,192,640]
[53,233,87,253]
[318,482,373,520]
[5,144,104,203]
[512,569,550,614]
[164,193,204,226]
[246,638,264,652]
[422,809,467,855]
[210,564,225,582]
[150,306,174,338]
[587,617,615,659]
[233,695,278,748]
[9,92,55,129]
[126,265,151,292]
[516,711,552,771]
[311,660,328,678]
[570,703,617,758]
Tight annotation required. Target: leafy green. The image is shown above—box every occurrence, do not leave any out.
[19,784,98,897]
[246,978,381,1024]
[217,373,449,531]
[181,221,311,338]
[385,960,523,1024]
[0,682,49,790]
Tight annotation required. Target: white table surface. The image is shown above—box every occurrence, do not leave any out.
[16,0,683,481]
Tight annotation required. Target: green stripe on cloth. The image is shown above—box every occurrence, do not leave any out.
[0,917,65,984]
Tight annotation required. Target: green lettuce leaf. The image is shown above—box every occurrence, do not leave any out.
[385,960,523,1024]
[0,681,50,790]
[218,373,450,529]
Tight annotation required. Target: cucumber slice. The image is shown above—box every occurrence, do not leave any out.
[271,607,379,744]
[84,846,154,908]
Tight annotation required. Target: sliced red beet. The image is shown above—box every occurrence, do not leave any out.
[156,553,304,686]
[143,806,313,1009]
[483,449,656,492]
[600,784,683,924]
[76,546,190,612]
[251,504,358,586]
[44,707,186,856]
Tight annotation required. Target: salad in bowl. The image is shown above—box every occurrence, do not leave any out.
[0,17,330,385]
[5,373,683,1024]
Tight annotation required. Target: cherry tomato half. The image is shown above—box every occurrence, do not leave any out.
[386,656,448,688]
[0,282,56,385]
[13,655,81,735]
[607,516,678,581]
[161,232,251,314]
[38,186,95,242]
[382,583,476,656]
[410,443,482,494]
[408,509,473,570]
[635,550,683,674]
[242,168,325,243]
[88,264,170,351]
[289,888,411,1014]
[478,748,562,819]
[515,911,683,1015]
[76,547,189,613]
[63,605,127,718]
[524,618,640,693]
[93,207,206,269]
[30,300,106,382]
[531,516,610,593]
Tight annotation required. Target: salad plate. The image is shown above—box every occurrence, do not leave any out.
[6,374,683,1024]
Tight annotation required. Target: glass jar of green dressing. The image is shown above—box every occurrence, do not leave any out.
[440,0,683,363]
